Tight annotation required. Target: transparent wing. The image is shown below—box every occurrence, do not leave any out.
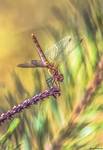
[45,35,82,61]
[17,60,47,68]
[17,63,36,68]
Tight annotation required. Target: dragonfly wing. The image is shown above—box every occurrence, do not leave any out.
[55,38,83,60]
[17,62,36,68]
[44,36,72,61]
[17,60,47,68]
[31,60,47,67]
[65,38,83,54]
[45,35,82,61]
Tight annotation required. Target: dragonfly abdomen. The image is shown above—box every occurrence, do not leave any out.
[32,33,49,65]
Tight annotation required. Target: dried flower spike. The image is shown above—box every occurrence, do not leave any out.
[0,87,60,124]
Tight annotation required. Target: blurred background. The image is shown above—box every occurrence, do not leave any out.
[0,0,103,149]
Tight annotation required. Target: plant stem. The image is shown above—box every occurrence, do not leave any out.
[0,87,60,124]
[51,55,103,149]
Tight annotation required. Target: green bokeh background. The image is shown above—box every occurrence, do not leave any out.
[0,0,103,149]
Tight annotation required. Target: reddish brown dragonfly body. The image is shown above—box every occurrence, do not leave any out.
[18,33,83,90]
[18,33,64,89]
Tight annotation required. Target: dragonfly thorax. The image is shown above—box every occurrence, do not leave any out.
[53,71,64,83]
[48,64,64,82]
[56,73,64,82]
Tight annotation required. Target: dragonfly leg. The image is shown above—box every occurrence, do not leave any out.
[52,80,61,98]
[46,78,60,97]
[52,79,61,93]
[52,79,59,88]
[46,77,53,88]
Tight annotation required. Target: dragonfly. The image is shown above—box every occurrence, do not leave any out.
[17,33,83,89]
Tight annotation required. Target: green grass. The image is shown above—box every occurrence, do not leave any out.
[0,0,103,149]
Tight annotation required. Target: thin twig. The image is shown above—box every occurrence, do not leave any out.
[0,87,60,124]
[51,55,103,149]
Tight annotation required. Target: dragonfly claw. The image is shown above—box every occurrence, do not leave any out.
[52,86,61,99]
[53,92,61,99]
